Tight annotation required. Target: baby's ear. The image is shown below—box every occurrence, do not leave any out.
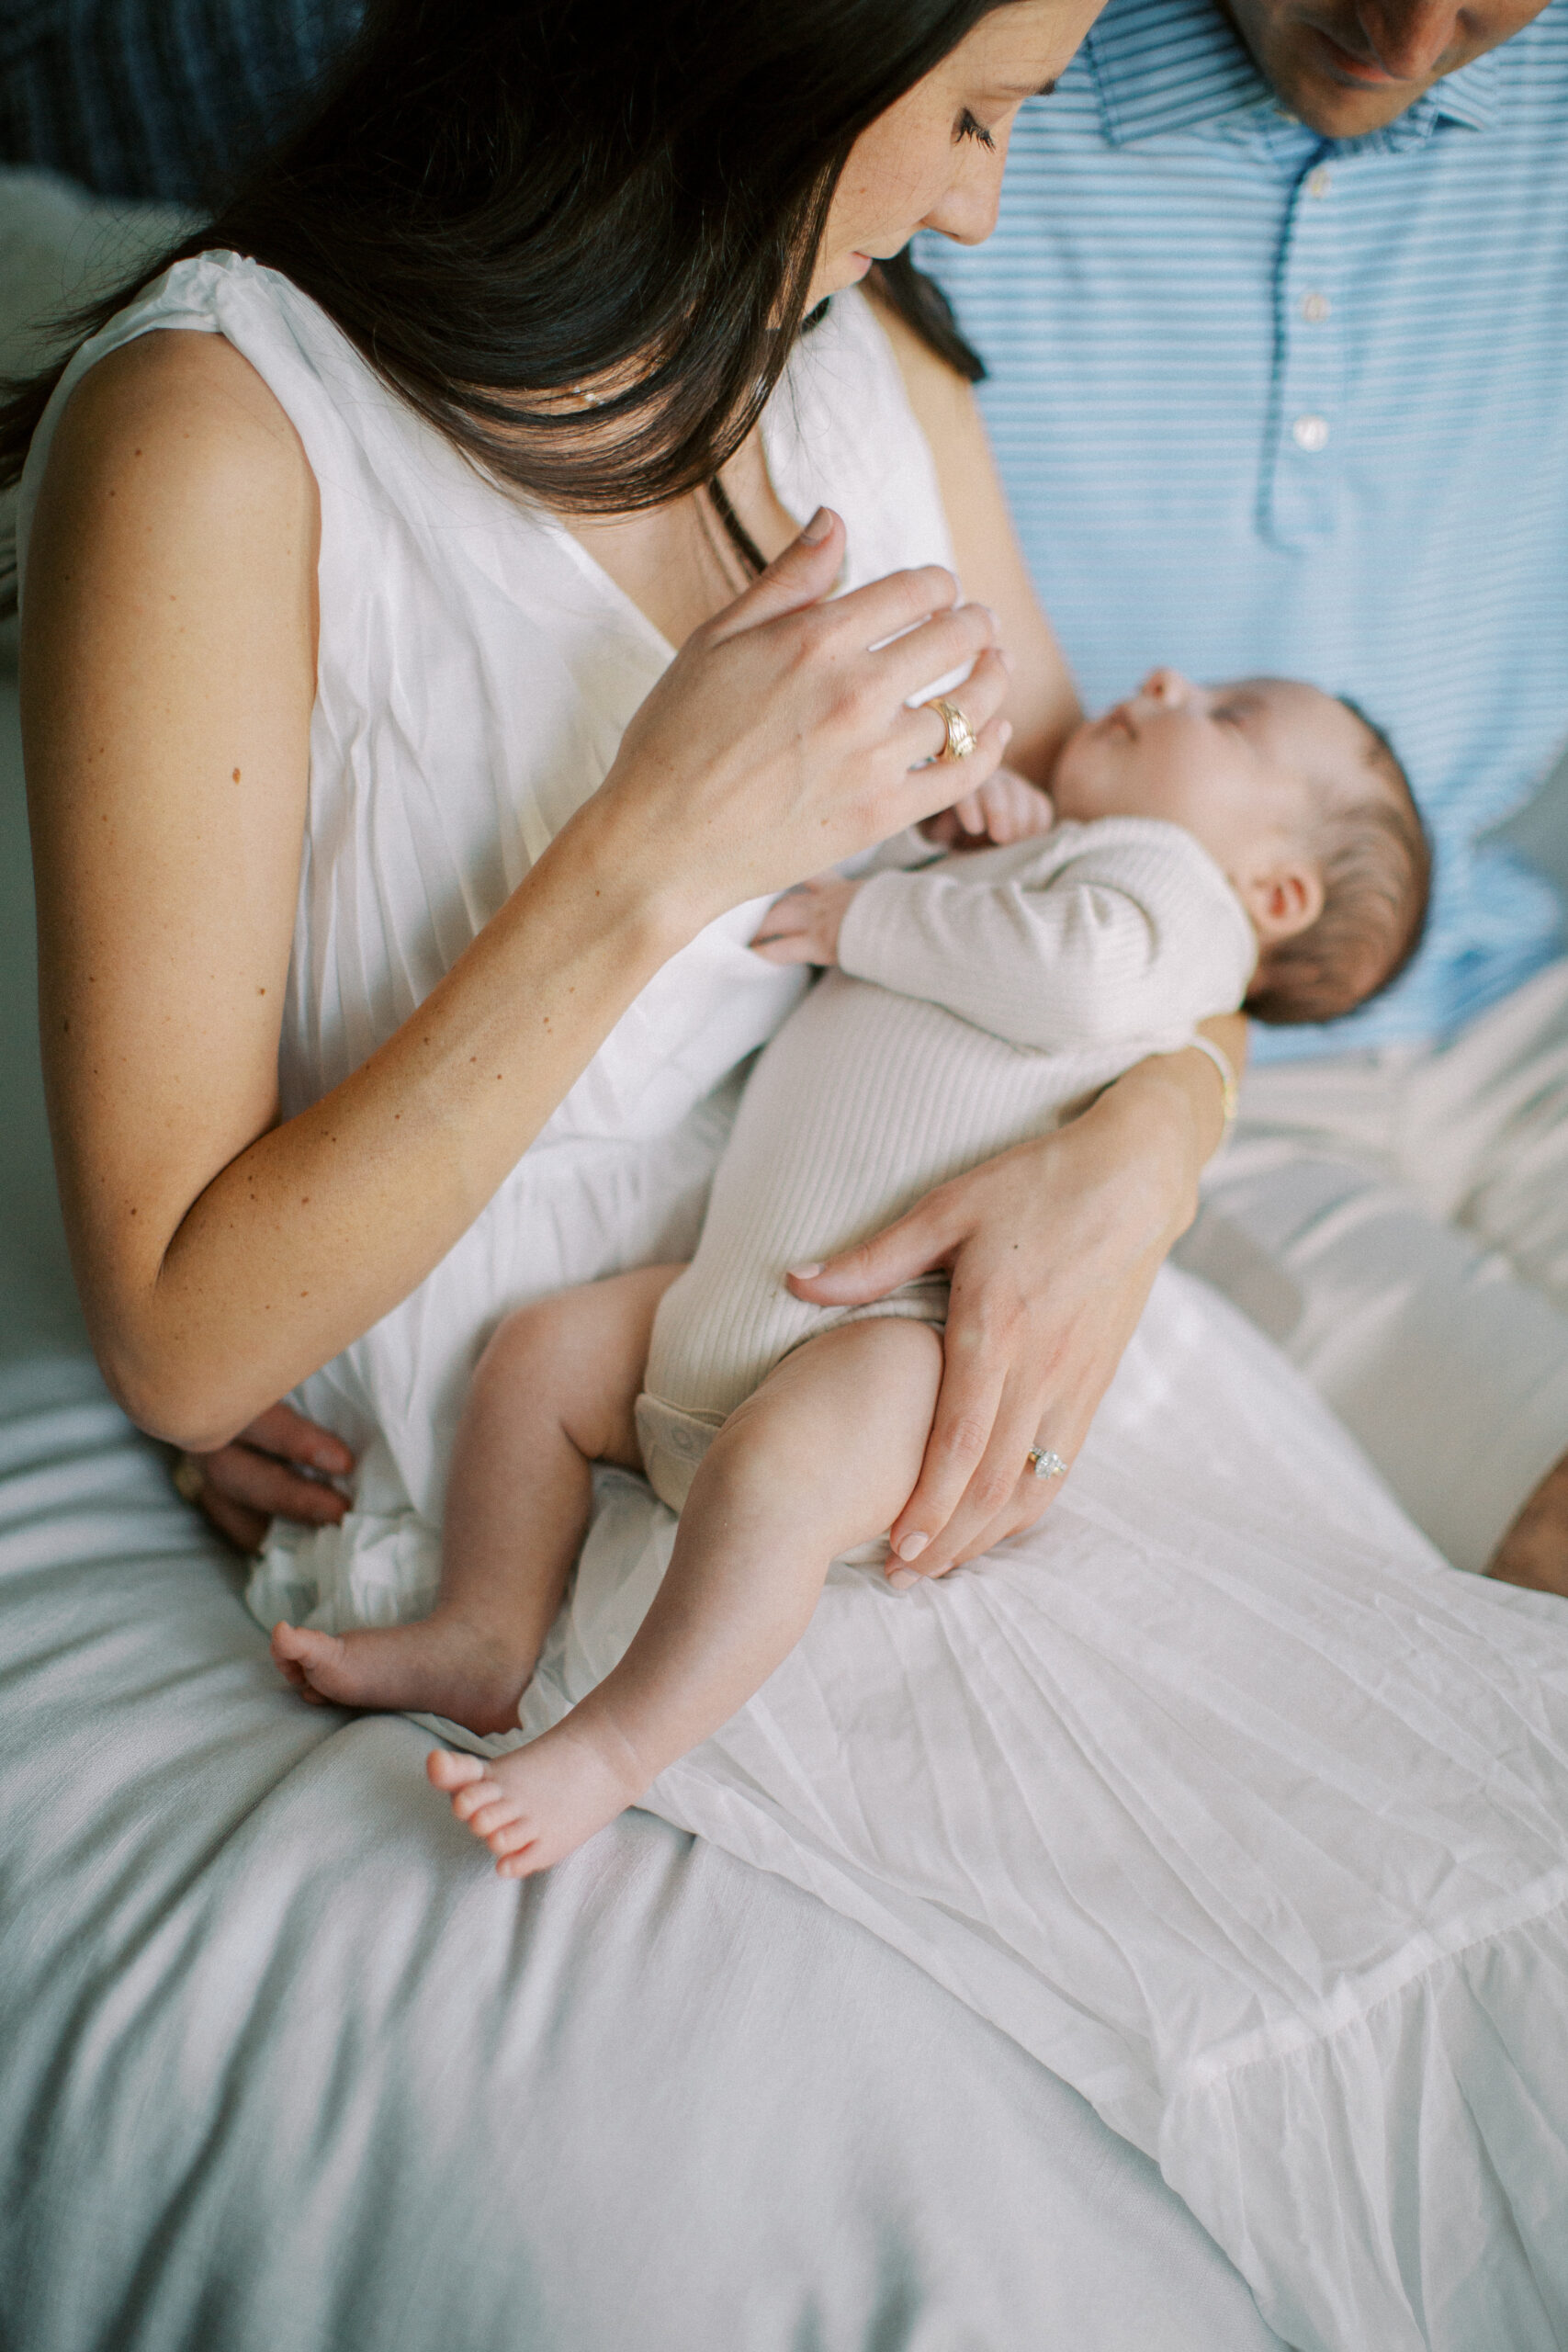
[1237,854,1325,944]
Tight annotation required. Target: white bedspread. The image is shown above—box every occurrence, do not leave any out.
[508,1269,1568,2352]
[257,1235,1568,2351]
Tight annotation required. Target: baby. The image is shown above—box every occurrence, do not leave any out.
[274,667,1430,1872]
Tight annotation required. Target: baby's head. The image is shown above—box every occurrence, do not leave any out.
[1051,670,1431,1024]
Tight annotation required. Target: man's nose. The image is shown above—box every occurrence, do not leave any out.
[1353,0,1461,79]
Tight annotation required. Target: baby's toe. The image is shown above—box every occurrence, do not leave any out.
[427,1747,486,1793]
[487,1816,535,1859]
[449,1776,502,1824]
[464,1792,518,1838]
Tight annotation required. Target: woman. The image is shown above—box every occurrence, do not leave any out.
[6,6,1566,2347]
[6,0,1230,1585]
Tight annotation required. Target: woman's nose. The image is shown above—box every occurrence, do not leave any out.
[922,149,1007,251]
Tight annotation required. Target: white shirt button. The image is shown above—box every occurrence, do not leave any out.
[1292,413,1331,452]
[1306,166,1333,198]
[1301,291,1331,323]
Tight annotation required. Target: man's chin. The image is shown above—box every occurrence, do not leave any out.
[1231,12,1453,137]
[1268,50,1434,135]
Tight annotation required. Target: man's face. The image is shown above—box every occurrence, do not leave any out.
[1223,0,1550,136]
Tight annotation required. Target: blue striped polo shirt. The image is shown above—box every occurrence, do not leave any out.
[919,0,1568,1056]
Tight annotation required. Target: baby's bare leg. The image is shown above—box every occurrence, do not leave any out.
[271,1264,683,1731]
[431,1315,943,1872]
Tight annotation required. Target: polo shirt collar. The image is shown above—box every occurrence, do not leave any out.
[1085,0,1505,146]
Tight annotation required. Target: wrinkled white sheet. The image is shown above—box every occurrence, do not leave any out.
[264,1256,1568,2352]
[538,1273,1568,2352]
[0,672,1287,2352]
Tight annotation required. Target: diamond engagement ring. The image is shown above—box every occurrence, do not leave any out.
[1026,1446,1068,1481]
[927,696,978,762]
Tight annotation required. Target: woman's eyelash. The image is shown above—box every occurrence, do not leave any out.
[956,109,996,149]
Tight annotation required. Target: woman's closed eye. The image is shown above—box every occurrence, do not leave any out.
[955,108,997,148]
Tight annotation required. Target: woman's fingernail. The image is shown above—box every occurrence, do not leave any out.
[787,1261,823,1281]
[887,1567,920,1593]
[896,1532,929,1562]
[800,507,831,544]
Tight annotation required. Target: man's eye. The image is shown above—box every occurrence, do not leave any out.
[956,109,996,149]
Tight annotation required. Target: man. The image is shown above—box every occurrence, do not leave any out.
[919,0,1568,1591]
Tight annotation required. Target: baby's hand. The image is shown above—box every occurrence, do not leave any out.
[921,765,1055,851]
[750,876,860,967]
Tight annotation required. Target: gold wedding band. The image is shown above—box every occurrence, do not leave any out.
[927,696,978,762]
[1026,1446,1068,1481]
[171,1454,206,1505]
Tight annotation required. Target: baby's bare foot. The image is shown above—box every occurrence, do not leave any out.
[427,1713,649,1877]
[271,1615,530,1736]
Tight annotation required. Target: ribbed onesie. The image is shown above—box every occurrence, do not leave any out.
[637,816,1257,1510]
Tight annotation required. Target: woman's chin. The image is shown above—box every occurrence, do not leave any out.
[807,250,876,304]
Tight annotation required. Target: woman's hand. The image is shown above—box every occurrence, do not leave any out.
[750,876,860,967]
[590,509,1013,929]
[175,1404,355,1555]
[784,1043,1234,1577]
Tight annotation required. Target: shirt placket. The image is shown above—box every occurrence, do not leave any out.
[1263,149,1347,552]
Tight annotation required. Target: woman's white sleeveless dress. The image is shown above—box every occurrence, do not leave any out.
[20,256,1568,2352]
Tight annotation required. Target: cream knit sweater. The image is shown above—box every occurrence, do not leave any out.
[637,818,1256,1510]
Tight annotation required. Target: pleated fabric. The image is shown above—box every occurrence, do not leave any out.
[536,1268,1568,2352]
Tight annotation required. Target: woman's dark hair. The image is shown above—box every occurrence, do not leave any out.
[1,0,1006,606]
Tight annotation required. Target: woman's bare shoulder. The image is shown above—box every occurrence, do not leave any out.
[40,326,317,548]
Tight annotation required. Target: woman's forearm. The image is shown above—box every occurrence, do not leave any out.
[1121,1012,1249,1223]
[69,808,682,1451]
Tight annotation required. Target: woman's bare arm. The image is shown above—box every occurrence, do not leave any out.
[871,291,1081,784]
[24,332,1010,1453]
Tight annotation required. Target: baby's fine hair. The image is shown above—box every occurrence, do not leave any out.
[1245,701,1430,1026]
